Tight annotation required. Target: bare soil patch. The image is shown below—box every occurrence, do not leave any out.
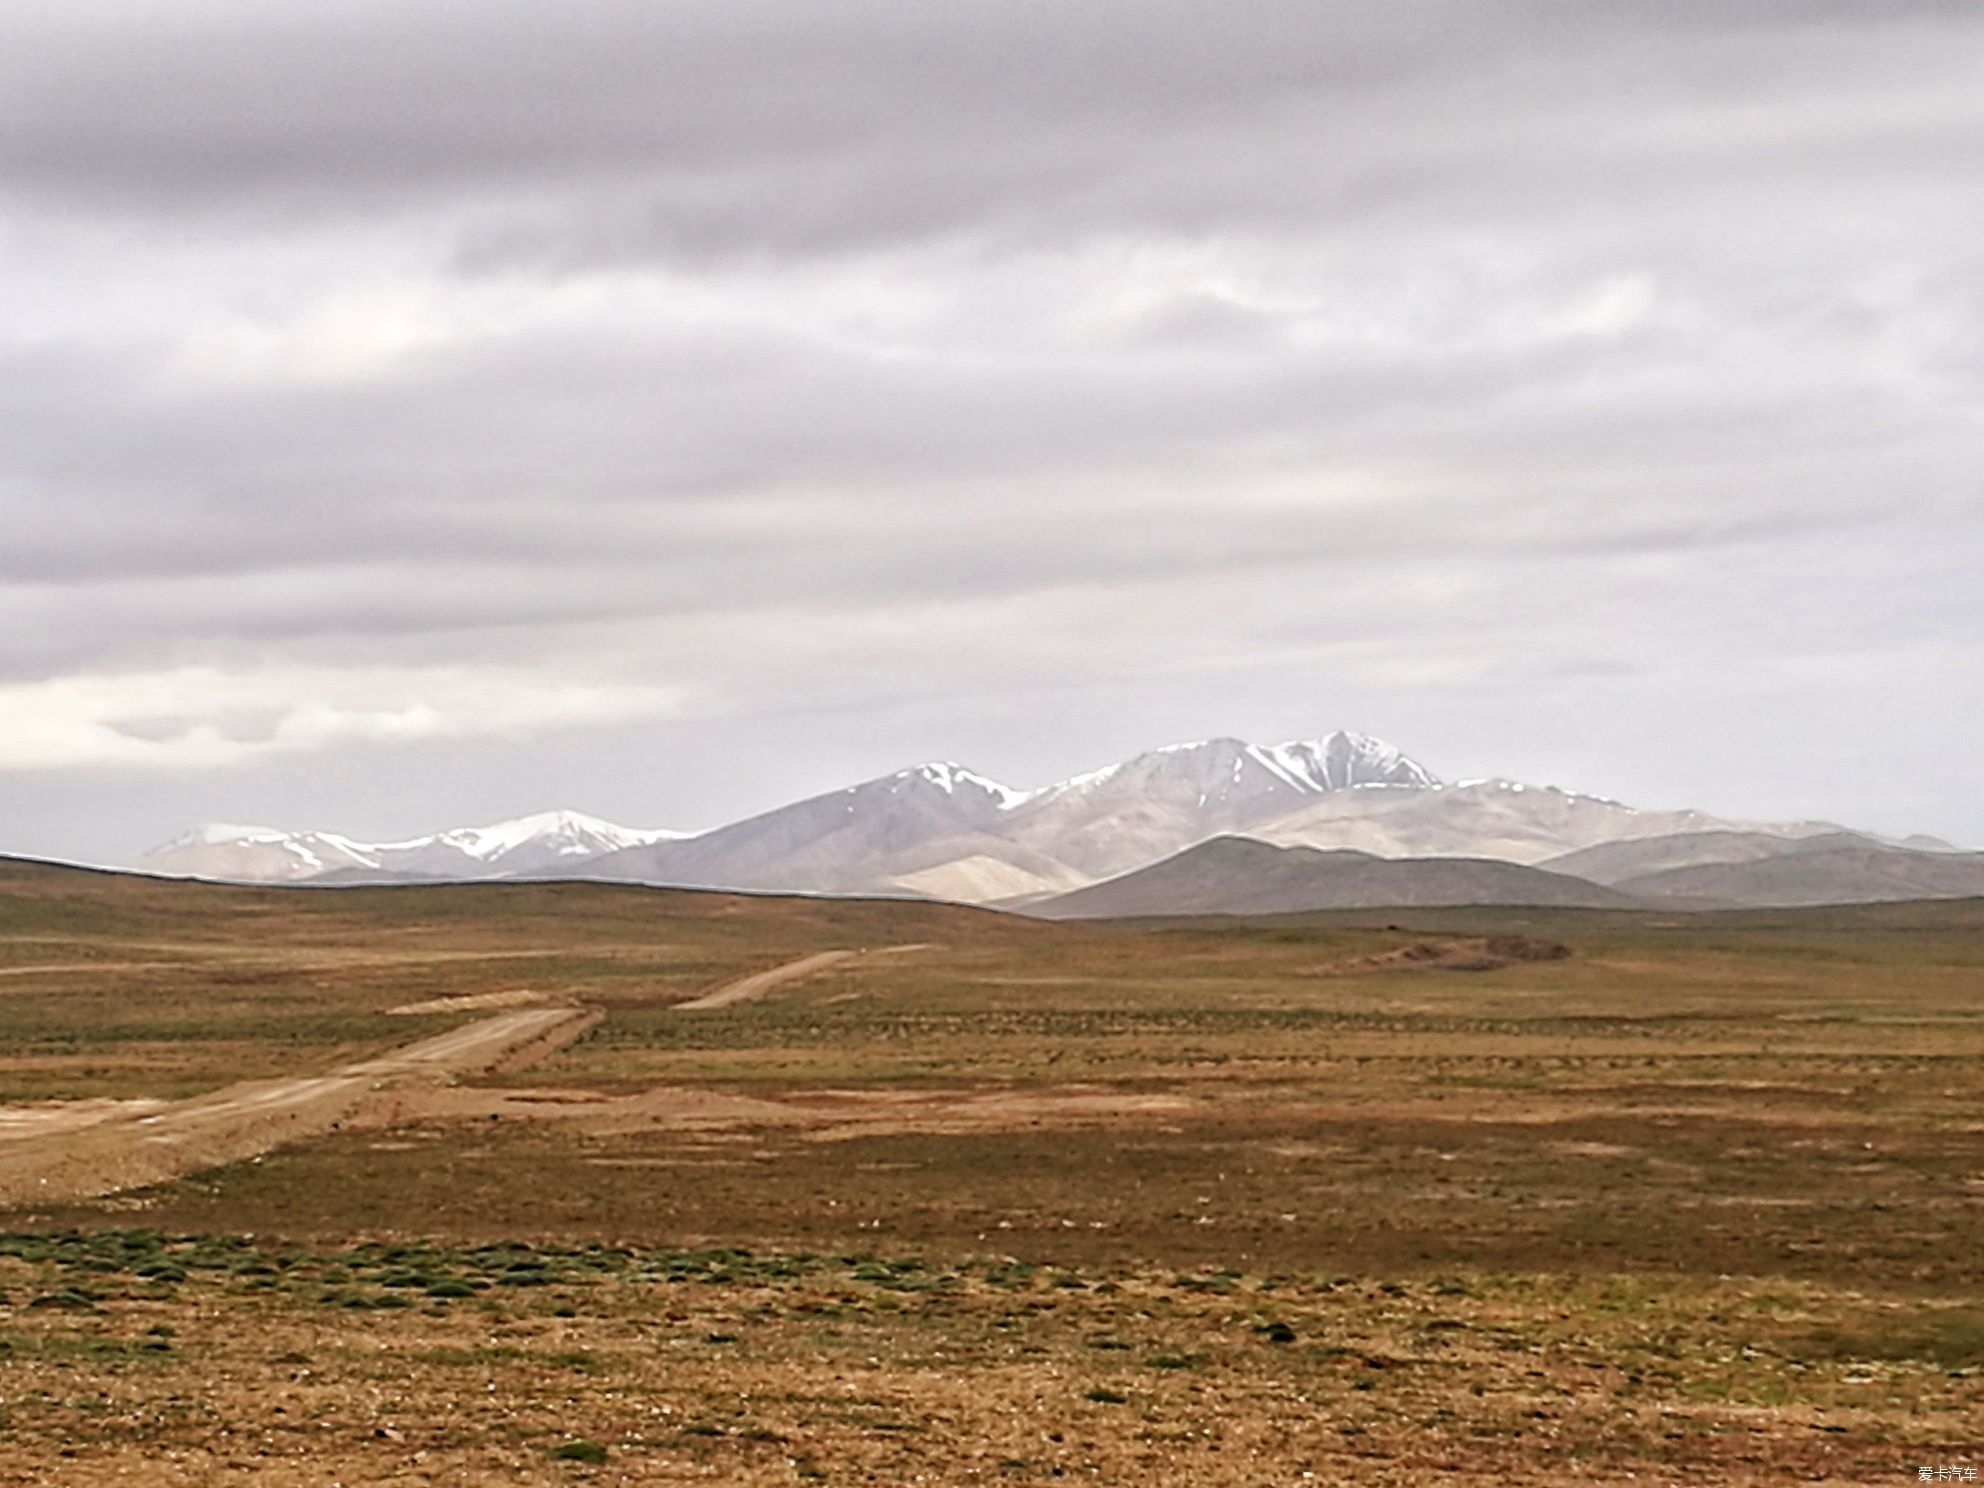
[0,1007,593,1207]
[1304,934,1571,976]
[351,1078,1196,1145]
[672,945,928,1010]
[675,948,861,1009]
[0,1230,1970,1487]
[384,988,547,1016]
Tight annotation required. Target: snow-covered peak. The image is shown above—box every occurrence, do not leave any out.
[172,822,289,847]
[1036,732,1437,803]
[893,761,1030,809]
[1258,732,1440,791]
[428,809,684,862]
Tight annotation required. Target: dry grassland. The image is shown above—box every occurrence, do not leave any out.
[0,858,1978,1483]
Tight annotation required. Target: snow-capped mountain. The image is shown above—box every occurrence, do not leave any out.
[138,810,685,884]
[137,823,383,883]
[991,735,1437,879]
[573,733,1447,898]
[1034,735,1436,808]
[558,733,1850,902]
[414,810,687,876]
[136,730,1908,907]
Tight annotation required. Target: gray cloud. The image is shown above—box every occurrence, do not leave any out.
[1,1,1980,860]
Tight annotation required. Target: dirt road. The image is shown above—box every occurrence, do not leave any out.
[674,949,861,1009]
[0,1005,594,1209]
[674,944,929,1010]
[0,944,926,1206]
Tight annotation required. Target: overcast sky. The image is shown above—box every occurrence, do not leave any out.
[4,0,1981,862]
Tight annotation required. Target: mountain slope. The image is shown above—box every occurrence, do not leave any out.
[572,762,1044,896]
[1035,836,1634,919]
[1538,829,1879,886]
[1252,781,1833,865]
[1614,843,1984,908]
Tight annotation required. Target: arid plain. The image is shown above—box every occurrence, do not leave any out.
[0,857,1978,1484]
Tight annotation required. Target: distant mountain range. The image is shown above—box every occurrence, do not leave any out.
[140,810,683,883]
[133,731,1979,914]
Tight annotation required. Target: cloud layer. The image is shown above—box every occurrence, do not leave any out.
[3,2,1980,858]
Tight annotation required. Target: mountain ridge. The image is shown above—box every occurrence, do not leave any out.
[139,809,684,884]
[1035,836,1637,918]
[1612,842,1984,908]
[566,732,1446,897]
[131,730,1969,909]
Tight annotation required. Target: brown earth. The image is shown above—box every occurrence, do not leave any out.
[362,1077,1196,1143]
[1302,934,1572,975]
[3,864,1981,1484]
[0,944,938,1207]
[672,944,929,1010]
[672,948,864,1010]
[0,1232,1967,1488]
[0,1006,595,1207]
[385,989,549,1016]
